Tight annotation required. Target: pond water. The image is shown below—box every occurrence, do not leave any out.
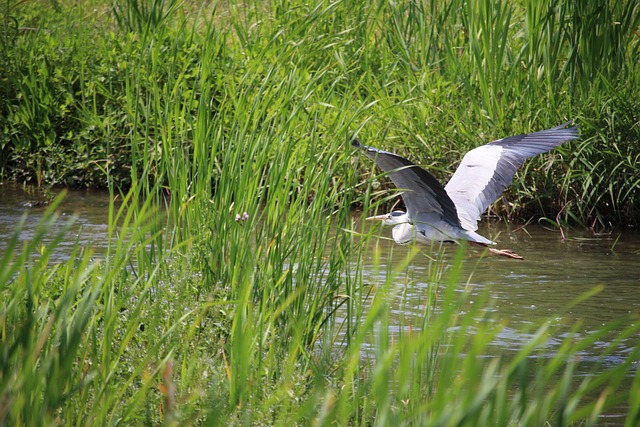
[359,220,640,335]
[0,184,114,261]
[2,183,638,336]
[358,220,640,358]
[1,184,639,422]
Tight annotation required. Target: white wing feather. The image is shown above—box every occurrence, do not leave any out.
[445,122,579,231]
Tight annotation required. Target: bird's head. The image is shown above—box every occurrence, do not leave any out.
[366,210,409,226]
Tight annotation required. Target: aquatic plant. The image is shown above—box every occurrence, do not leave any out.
[1,0,640,424]
[0,0,639,225]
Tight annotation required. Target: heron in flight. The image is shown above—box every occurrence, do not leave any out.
[353,121,579,259]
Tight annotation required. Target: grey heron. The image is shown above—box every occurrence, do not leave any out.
[353,121,579,259]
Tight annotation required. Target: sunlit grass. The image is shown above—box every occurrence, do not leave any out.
[2,0,639,224]
[1,0,640,425]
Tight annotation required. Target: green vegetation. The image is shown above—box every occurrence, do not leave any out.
[2,196,639,425]
[1,0,639,225]
[1,0,640,425]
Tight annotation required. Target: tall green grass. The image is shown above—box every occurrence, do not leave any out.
[1,0,639,224]
[2,206,639,425]
[1,0,640,425]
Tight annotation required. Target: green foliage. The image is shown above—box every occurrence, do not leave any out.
[1,1,640,423]
[2,0,639,223]
[112,0,182,36]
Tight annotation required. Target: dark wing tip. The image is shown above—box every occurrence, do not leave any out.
[556,119,575,128]
[351,138,362,149]
[555,120,579,134]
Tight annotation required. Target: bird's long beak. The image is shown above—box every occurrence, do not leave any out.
[365,214,388,221]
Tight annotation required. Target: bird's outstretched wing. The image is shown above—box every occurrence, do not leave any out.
[352,139,461,228]
[444,121,579,231]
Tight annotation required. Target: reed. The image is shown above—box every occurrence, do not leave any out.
[2,0,639,223]
[1,0,640,425]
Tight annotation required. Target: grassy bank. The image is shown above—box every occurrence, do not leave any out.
[1,0,639,225]
[1,0,640,425]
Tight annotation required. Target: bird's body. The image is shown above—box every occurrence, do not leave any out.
[380,211,493,246]
[354,122,579,259]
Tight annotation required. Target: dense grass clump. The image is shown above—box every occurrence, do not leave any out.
[1,0,639,224]
[2,202,639,425]
[1,0,640,425]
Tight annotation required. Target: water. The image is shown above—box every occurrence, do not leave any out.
[358,220,640,354]
[0,184,114,262]
[2,183,638,336]
[1,184,638,422]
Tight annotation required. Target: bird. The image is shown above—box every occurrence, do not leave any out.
[352,121,579,259]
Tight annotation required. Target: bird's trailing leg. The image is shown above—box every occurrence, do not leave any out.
[470,242,524,260]
[487,247,524,260]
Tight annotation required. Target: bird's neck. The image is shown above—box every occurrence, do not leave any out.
[391,223,415,245]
